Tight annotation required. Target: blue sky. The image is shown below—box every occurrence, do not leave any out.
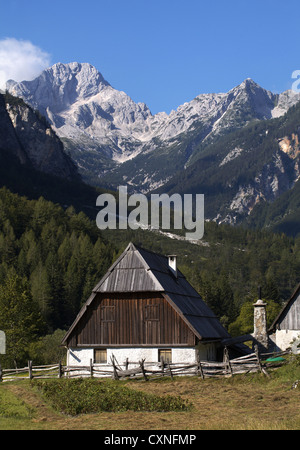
[1,0,300,114]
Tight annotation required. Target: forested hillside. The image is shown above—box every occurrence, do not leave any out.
[104,224,300,320]
[0,188,117,367]
[246,177,300,236]
[156,100,300,231]
[0,187,118,327]
[0,187,299,368]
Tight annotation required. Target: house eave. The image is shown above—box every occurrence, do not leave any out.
[70,344,199,348]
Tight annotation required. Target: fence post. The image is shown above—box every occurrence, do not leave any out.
[224,347,233,377]
[0,363,2,382]
[254,345,270,377]
[139,359,148,381]
[111,356,119,380]
[196,352,204,379]
[254,344,262,373]
[58,360,63,378]
[161,356,165,376]
[28,360,33,380]
[90,358,93,378]
[168,363,174,380]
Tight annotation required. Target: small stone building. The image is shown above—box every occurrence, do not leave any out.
[269,283,300,352]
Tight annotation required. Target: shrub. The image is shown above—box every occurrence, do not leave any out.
[33,378,191,416]
[271,354,300,384]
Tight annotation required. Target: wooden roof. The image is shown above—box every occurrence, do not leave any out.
[62,242,230,345]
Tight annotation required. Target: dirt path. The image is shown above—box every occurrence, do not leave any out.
[5,383,63,425]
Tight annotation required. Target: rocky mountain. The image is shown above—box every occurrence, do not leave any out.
[157,100,300,228]
[0,92,78,180]
[0,91,109,221]
[5,63,300,234]
[245,176,300,237]
[7,63,300,190]
[6,63,155,179]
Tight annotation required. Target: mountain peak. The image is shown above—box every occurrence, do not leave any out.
[49,61,109,84]
[236,78,264,91]
[243,77,256,84]
[7,61,111,114]
[6,62,300,189]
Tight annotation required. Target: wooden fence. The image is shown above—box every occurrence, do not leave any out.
[0,348,289,382]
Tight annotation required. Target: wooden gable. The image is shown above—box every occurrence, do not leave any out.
[62,242,230,348]
[65,291,196,347]
[269,283,300,332]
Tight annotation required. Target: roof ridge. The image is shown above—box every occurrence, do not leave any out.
[132,243,186,280]
[131,242,168,259]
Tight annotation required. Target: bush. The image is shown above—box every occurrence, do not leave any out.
[28,329,67,365]
[33,378,191,416]
[271,354,300,384]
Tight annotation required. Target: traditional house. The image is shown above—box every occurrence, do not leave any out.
[61,242,236,368]
[268,283,300,352]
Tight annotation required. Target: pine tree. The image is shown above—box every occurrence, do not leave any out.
[0,275,45,368]
[30,261,53,325]
[0,220,17,264]
[44,252,64,330]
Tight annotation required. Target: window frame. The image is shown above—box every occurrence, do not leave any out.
[94,348,107,364]
[158,349,172,364]
[100,305,115,322]
[144,304,160,321]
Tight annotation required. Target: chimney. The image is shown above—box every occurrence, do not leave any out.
[253,287,268,351]
[168,255,177,277]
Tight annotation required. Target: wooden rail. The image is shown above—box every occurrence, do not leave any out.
[0,348,289,382]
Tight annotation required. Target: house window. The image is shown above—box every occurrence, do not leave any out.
[101,305,115,322]
[145,304,159,321]
[158,349,172,364]
[94,349,107,364]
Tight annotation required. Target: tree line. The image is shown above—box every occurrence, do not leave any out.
[0,187,299,368]
[103,222,299,335]
[0,187,117,368]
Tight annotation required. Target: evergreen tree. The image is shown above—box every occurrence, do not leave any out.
[45,251,64,330]
[30,261,52,324]
[0,220,17,264]
[0,275,45,368]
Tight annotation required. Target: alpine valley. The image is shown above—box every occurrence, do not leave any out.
[5,62,300,234]
[1,62,300,369]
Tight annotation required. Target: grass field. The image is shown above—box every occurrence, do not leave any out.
[0,360,300,430]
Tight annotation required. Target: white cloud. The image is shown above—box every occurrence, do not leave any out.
[0,38,51,90]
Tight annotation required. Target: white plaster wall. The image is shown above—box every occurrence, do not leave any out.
[171,347,197,363]
[67,344,221,370]
[107,347,159,365]
[67,346,198,372]
[270,330,300,352]
[68,347,93,366]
